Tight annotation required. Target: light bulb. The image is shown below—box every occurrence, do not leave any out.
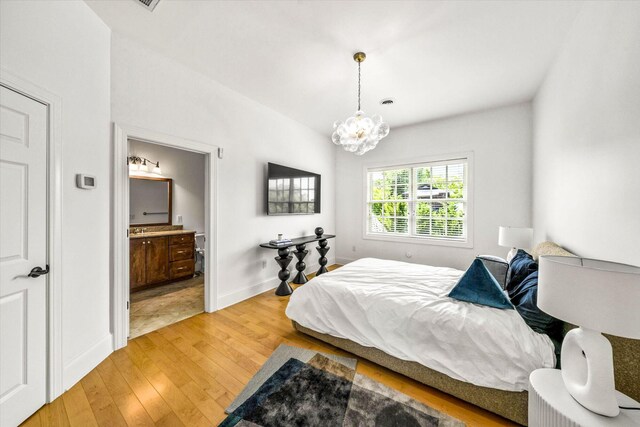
[139,159,149,172]
[153,162,161,174]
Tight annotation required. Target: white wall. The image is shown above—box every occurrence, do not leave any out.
[111,34,336,307]
[0,1,112,391]
[129,140,206,232]
[336,103,533,270]
[532,2,640,267]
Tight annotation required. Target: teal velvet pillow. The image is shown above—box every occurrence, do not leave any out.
[448,259,514,309]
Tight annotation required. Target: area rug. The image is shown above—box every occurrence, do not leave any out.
[226,344,357,413]
[221,344,465,427]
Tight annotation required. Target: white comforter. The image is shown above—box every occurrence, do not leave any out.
[286,258,555,392]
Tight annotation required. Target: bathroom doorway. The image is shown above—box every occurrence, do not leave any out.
[127,140,207,338]
[112,124,219,350]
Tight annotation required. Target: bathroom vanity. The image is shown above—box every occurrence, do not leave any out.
[129,230,195,291]
[129,175,196,292]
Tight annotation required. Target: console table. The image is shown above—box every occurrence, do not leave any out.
[259,233,336,296]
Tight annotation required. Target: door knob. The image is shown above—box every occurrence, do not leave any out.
[28,265,50,278]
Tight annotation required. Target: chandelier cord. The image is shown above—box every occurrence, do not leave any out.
[357,61,361,111]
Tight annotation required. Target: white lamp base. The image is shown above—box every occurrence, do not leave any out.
[561,327,619,417]
[506,247,518,263]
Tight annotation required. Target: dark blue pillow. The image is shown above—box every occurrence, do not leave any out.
[449,259,514,310]
[510,271,562,340]
[506,249,538,299]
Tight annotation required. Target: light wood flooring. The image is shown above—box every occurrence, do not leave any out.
[22,266,515,426]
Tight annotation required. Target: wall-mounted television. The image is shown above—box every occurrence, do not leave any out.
[267,163,321,215]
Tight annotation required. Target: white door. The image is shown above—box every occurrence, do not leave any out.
[0,85,48,426]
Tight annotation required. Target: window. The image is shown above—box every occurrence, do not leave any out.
[366,156,471,245]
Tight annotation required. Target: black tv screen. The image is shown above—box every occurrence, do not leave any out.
[267,163,321,215]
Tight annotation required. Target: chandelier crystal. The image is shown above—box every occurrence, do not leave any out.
[332,52,389,155]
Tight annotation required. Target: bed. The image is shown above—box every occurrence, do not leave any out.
[286,245,640,425]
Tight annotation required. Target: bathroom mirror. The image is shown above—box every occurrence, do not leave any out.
[130,176,173,226]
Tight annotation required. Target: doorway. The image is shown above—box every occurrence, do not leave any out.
[127,140,206,338]
[113,124,218,350]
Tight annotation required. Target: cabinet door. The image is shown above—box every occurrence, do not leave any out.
[130,239,146,290]
[145,237,169,284]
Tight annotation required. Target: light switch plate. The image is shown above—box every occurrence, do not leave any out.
[176,214,183,224]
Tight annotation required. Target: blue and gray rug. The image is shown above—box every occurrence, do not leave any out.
[221,344,464,427]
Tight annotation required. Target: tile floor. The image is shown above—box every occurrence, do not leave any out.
[129,275,204,339]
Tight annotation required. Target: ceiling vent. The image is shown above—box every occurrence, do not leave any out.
[135,0,160,12]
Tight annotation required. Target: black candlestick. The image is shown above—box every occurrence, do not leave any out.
[292,244,309,284]
[275,247,293,296]
[316,239,329,276]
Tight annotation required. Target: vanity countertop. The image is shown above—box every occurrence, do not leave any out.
[129,229,195,239]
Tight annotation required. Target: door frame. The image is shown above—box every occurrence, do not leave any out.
[112,123,219,350]
[1,68,64,401]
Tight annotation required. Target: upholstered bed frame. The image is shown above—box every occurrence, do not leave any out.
[291,243,640,426]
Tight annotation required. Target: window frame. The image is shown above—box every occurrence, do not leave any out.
[362,152,474,248]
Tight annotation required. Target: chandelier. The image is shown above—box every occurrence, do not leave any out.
[332,52,390,155]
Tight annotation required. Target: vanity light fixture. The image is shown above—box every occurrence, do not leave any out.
[127,157,138,172]
[128,155,162,175]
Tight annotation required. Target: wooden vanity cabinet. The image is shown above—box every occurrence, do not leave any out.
[130,239,147,289]
[145,237,170,284]
[129,233,195,292]
[169,233,195,279]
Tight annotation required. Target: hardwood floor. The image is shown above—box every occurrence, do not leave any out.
[22,266,515,426]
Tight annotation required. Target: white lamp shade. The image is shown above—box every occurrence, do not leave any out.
[538,256,640,339]
[498,226,533,249]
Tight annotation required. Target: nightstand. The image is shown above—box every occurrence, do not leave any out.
[529,369,640,426]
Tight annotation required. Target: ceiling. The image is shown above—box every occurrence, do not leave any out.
[86,0,582,136]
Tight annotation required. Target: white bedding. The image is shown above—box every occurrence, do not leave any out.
[286,257,555,392]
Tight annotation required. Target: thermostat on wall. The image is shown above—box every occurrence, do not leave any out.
[76,174,97,189]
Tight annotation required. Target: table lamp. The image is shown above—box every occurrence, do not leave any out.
[538,256,640,417]
[498,226,533,262]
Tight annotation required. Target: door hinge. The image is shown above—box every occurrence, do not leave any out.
[127,301,129,310]
[126,229,129,238]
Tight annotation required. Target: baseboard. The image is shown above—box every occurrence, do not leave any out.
[63,333,113,391]
[336,256,357,265]
[217,277,279,309]
[217,260,333,309]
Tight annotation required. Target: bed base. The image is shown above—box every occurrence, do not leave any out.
[293,321,640,426]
